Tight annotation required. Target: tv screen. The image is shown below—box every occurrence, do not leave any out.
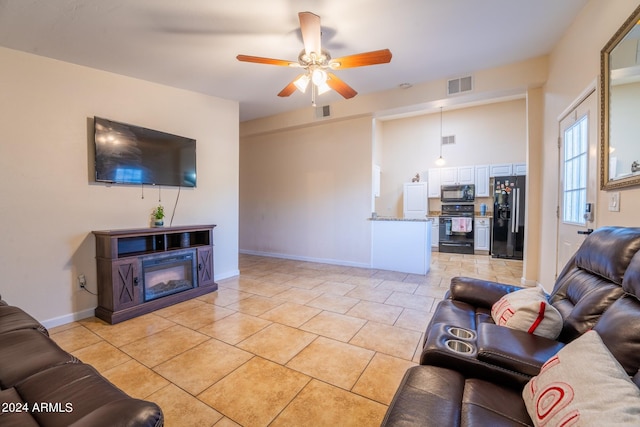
[94,117,196,187]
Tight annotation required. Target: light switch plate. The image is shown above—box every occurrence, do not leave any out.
[608,192,620,212]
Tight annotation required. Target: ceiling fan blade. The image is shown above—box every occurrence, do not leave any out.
[277,77,301,97]
[299,12,321,55]
[326,73,357,99]
[236,54,297,67]
[330,49,392,69]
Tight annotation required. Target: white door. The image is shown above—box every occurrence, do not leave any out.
[556,91,597,276]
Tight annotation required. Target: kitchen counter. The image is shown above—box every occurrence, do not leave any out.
[371,219,432,275]
[369,217,432,222]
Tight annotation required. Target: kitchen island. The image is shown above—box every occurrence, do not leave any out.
[370,217,432,275]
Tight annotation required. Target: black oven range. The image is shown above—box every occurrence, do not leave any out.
[439,203,475,254]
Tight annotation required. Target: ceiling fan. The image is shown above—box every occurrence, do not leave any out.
[236,12,392,105]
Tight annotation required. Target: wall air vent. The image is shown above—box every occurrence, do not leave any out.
[447,75,473,96]
[315,105,331,119]
[442,135,456,145]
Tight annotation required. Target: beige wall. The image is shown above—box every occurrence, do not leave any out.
[537,0,640,290]
[0,47,239,326]
[376,99,526,218]
[240,117,373,266]
[240,57,548,271]
[240,56,548,138]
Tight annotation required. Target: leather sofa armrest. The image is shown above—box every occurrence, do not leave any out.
[69,399,163,427]
[477,323,565,377]
[449,277,524,309]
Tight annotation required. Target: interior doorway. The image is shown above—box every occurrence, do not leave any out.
[556,89,598,277]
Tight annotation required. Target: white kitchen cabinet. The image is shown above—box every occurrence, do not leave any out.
[403,182,428,219]
[427,168,441,198]
[457,166,475,184]
[439,166,475,186]
[475,164,490,197]
[429,217,440,249]
[474,218,491,252]
[513,163,527,176]
[439,167,458,186]
[490,163,513,177]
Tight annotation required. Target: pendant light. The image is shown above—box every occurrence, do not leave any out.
[435,107,446,166]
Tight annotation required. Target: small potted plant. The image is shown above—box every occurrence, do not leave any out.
[152,205,165,227]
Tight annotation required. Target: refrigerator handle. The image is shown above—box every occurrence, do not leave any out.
[511,189,516,233]
[515,188,520,230]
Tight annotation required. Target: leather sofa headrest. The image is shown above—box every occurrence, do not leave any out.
[622,251,640,296]
[574,227,640,285]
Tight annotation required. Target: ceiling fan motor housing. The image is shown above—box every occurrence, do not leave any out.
[298,49,331,68]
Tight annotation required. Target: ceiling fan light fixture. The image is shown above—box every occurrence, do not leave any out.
[294,74,310,93]
[311,68,327,86]
[236,12,391,103]
[317,81,331,95]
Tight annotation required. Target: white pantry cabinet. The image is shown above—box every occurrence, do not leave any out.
[403,182,428,219]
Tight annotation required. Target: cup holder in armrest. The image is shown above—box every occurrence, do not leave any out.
[445,339,474,354]
[446,326,476,340]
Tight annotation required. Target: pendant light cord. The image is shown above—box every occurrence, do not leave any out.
[439,107,443,158]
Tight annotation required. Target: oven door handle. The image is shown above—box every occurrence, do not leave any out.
[440,242,473,248]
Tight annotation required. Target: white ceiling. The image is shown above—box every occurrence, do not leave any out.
[0,0,588,121]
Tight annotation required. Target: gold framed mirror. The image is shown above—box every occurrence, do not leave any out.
[601,4,640,190]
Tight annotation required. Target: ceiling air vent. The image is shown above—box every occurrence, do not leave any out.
[447,75,473,96]
[315,105,331,119]
[442,135,456,145]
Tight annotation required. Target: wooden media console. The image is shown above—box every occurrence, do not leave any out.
[92,225,217,324]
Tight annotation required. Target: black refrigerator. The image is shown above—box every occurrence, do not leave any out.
[492,176,525,260]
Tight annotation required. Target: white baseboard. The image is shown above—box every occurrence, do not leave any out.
[41,307,96,329]
[239,249,370,269]
[520,277,539,287]
[40,270,239,330]
[215,269,240,281]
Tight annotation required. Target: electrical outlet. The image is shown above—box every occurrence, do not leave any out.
[77,274,86,290]
[608,192,620,212]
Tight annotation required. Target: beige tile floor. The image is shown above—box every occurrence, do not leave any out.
[49,252,523,427]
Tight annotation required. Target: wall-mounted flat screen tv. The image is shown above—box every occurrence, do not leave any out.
[94,117,196,187]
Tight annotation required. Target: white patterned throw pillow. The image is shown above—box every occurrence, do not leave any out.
[491,286,563,339]
[522,330,640,426]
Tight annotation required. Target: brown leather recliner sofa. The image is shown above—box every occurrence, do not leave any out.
[382,226,640,426]
[0,297,163,427]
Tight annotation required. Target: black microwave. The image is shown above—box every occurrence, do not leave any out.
[441,184,475,203]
